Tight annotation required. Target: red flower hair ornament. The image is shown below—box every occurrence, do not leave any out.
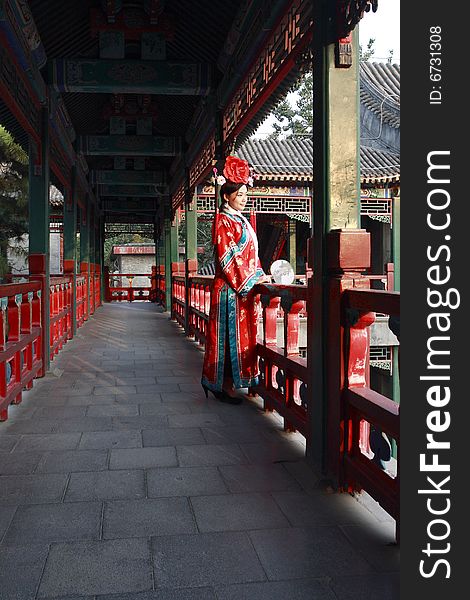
[223,156,251,185]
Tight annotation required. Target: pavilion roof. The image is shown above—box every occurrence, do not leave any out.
[238,137,400,185]
[360,62,400,129]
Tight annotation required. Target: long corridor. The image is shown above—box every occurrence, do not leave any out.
[0,303,399,600]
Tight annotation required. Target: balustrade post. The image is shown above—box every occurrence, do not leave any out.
[326,229,371,482]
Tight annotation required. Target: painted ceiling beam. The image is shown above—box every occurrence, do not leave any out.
[49,59,211,95]
[90,170,165,185]
[78,135,181,156]
[98,184,168,197]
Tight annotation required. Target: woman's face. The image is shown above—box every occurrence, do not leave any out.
[225,185,248,212]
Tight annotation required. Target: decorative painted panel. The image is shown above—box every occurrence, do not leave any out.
[0,41,40,137]
[99,184,167,197]
[222,0,312,143]
[78,135,181,156]
[91,170,164,185]
[50,59,211,95]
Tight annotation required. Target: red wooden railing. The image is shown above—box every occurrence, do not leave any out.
[0,282,43,420]
[1,266,101,420]
[341,289,400,526]
[105,272,152,302]
[76,275,86,326]
[49,276,72,359]
[167,267,400,528]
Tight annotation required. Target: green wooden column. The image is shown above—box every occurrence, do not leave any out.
[80,198,91,319]
[287,218,297,273]
[163,215,178,313]
[63,167,77,335]
[28,108,50,375]
[184,188,198,333]
[308,15,365,476]
[185,191,198,262]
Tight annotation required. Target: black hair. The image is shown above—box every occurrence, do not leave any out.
[219,180,244,205]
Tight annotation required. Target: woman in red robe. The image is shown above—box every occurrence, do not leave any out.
[201,156,268,404]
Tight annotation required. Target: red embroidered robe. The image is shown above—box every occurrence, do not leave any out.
[201,209,265,391]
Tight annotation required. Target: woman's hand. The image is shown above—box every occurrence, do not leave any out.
[258,274,272,284]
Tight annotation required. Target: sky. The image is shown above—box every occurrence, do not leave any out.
[254,1,400,137]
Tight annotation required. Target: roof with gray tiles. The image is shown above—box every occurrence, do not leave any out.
[238,137,399,184]
[360,62,400,129]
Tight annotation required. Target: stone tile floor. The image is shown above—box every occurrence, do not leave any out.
[0,303,399,600]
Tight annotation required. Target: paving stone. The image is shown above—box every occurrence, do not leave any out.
[191,492,290,532]
[0,473,68,504]
[114,393,163,405]
[238,441,305,464]
[113,377,158,386]
[5,419,59,434]
[97,589,216,600]
[0,504,17,539]
[339,521,399,572]
[151,531,266,588]
[65,470,145,501]
[0,434,20,451]
[79,430,142,450]
[54,418,113,433]
[329,573,399,600]
[179,383,204,393]
[218,464,302,493]
[139,402,193,416]
[12,433,81,453]
[35,450,108,473]
[87,404,139,417]
[0,544,49,600]
[0,451,43,475]
[249,526,374,580]
[103,497,197,539]
[94,386,137,396]
[34,406,88,419]
[147,467,228,497]
[109,446,177,469]
[168,413,226,429]
[201,425,272,445]
[142,428,205,447]
[177,444,247,467]
[3,501,101,546]
[216,579,337,600]
[136,383,180,394]
[37,538,153,597]
[65,394,118,406]
[281,459,320,492]
[156,376,198,384]
[112,416,168,430]
[160,392,202,404]
[273,490,388,528]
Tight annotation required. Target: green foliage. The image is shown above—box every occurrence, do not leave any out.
[197,218,215,269]
[360,38,376,61]
[0,125,29,278]
[269,72,313,139]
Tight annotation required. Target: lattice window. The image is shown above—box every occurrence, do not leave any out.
[370,346,392,372]
[360,197,392,224]
[197,196,311,219]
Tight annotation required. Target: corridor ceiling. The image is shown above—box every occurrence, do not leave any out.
[1,0,307,225]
